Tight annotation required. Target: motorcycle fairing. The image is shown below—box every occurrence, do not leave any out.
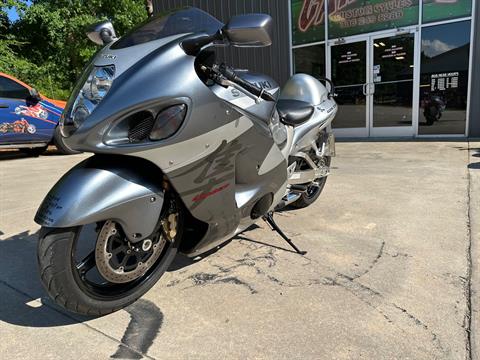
[35,156,164,242]
[42,33,287,255]
[165,124,287,255]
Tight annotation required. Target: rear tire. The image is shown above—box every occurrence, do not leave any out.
[290,157,331,209]
[54,126,81,155]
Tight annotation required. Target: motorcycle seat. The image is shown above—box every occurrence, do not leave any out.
[276,99,314,127]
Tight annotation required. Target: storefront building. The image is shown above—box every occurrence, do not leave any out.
[291,0,476,138]
[154,0,479,138]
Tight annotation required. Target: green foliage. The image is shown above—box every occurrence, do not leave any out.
[0,0,147,100]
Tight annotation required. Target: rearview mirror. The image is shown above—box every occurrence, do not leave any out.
[87,21,118,46]
[27,88,41,106]
[29,88,40,98]
[223,14,273,48]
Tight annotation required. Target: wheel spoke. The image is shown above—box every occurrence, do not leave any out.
[120,254,130,267]
[76,251,96,275]
[112,247,124,256]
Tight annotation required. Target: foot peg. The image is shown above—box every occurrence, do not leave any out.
[263,212,307,255]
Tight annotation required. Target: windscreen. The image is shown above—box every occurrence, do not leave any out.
[111,7,223,50]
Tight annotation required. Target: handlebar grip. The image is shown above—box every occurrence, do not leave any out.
[220,64,276,102]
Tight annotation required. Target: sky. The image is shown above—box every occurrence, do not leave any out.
[6,7,19,22]
[422,20,471,57]
[5,1,31,22]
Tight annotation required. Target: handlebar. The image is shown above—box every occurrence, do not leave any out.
[218,64,276,102]
[318,77,336,99]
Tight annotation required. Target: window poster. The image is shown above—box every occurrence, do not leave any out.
[422,0,472,23]
[327,0,419,39]
[291,0,326,46]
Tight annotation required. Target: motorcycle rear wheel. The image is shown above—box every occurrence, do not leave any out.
[37,201,183,316]
[290,156,331,209]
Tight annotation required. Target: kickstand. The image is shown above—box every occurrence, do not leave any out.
[263,212,307,255]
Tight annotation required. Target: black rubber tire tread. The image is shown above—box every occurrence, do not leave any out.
[53,126,82,155]
[290,156,331,209]
[37,226,179,316]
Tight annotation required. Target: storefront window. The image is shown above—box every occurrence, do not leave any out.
[293,44,326,79]
[291,0,326,46]
[328,0,419,39]
[423,0,472,24]
[372,34,415,128]
[419,21,470,135]
[331,41,367,129]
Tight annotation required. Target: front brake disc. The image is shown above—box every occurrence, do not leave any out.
[95,220,166,284]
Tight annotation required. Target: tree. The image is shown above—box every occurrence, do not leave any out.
[0,0,148,99]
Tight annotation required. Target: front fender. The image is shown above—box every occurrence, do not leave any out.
[35,156,164,242]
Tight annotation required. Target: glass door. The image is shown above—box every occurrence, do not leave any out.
[329,29,418,138]
[370,31,416,137]
[330,38,369,137]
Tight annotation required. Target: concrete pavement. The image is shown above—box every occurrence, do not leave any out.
[0,142,477,359]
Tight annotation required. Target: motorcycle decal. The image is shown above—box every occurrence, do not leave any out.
[40,101,63,117]
[173,140,243,210]
[0,119,36,134]
[192,183,230,202]
[14,103,49,120]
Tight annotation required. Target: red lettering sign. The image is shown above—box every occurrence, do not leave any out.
[298,0,325,32]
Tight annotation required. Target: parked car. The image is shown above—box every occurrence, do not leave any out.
[0,72,79,155]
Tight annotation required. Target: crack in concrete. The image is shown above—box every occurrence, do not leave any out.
[351,241,385,280]
[465,141,474,360]
[326,274,447,356]
[175,271,258,294]
[167,238,448,356]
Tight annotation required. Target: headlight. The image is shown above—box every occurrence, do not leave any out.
[60,65,115,137]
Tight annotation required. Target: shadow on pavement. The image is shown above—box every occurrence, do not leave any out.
[0,229,166,358]
[0,149,29,161]
[0,147,71,161]
[0,230,90,327]
[0,227,223,326]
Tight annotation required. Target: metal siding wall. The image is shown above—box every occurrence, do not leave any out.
[153,0,291,85]
[469,2,480,137]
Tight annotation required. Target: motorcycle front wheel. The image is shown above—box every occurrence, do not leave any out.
[37,199,183,316]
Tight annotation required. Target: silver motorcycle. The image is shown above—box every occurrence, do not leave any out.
[35,7,337,315]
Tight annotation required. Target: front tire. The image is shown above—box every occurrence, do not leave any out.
[53,126,81,155]
[38,198,183,316]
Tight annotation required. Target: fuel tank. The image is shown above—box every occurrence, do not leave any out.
[280,74,328,106]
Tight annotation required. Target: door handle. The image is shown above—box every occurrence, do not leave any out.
[362,83,376,96]
[362,83,368,96]
[0,103,9,109]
